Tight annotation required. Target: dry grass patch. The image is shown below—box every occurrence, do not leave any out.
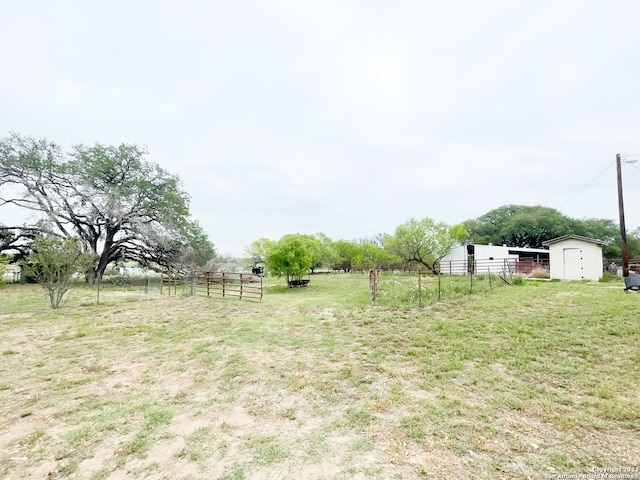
[0,277,638,479]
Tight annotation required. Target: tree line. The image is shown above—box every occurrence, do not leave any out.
[246,218,469,283]
[3,134,638,299]
[248,206,640,282]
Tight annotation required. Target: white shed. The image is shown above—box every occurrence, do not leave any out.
[542,235,606,281]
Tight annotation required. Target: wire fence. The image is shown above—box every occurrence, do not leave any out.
[372,268,512,309]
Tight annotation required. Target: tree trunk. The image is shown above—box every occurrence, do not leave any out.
[85,260,109,285]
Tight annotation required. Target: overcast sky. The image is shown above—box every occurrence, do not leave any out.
[2,1,640,256]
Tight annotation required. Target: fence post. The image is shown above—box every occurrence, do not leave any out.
[222,272,226,298]
[240,273,244,299]
[369,269,378,303]
[206,272,210,297]
[438,270,441,301]
[418,268,422,308]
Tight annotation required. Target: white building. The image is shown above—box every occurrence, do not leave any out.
[439,244,549,275]
[542,235,606,281]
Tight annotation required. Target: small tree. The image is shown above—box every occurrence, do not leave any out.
[245,238,274,268]
[352,242,399,271]
[306,233,338,273]
[28,236,96,308]
[385,217,469,273]
[266,234,313,285]
[333,239,360,272]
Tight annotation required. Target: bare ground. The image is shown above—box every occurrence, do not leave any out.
[1,282,639,479]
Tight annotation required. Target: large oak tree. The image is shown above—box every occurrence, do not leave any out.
[0,133,214,281]
[465,205,576,248]
[465,205,640,258]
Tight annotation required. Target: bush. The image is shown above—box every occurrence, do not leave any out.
[599,271,619,283]
[28,236,97,308]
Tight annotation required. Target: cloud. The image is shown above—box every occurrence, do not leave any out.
[2,0,640,256]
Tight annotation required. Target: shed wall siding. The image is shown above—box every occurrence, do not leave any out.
[548,239,603,281]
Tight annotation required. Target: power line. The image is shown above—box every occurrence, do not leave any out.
[626,162,640,172]
[557,160,615,209]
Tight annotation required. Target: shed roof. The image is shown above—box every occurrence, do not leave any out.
[506,246,549,254]
[468,244,549,253]
[541,235,607,247]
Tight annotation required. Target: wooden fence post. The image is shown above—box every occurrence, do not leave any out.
[369,269,378,303]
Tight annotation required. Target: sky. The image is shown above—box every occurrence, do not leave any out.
[2,0,640,257]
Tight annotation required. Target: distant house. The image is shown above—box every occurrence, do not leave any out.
[439,244,549,275]
[542,235,606,281]
[1,264,21,283]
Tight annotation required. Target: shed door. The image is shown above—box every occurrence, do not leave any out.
[563,248,583,280]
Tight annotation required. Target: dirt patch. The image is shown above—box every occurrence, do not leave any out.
[2,279,640,479]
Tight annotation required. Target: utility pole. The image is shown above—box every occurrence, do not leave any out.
[616,153,630,278]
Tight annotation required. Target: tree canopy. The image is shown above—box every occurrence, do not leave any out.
[0,134,215,280]
[465,204,640,258]
[265,234,314,282]
[384,217,469,273]
[332,239,361,272]
[306,233,338,273]
[464,205,576,248]
[245,238,273,267]
[0,224,38,261]
[245,205,640,285]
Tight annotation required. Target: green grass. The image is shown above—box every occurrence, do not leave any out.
[0,276,638,479]
[375,271,509,308]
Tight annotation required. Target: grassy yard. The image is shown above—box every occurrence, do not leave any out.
[0,275,638,479]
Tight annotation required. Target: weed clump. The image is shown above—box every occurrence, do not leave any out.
[529,267,550,279]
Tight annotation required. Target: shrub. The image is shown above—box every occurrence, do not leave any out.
[599,271,618,283]
[28,236,97,308]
